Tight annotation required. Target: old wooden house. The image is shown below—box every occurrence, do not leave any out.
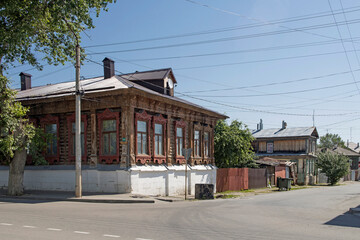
[252,120,319,185]
[0,58,227,196]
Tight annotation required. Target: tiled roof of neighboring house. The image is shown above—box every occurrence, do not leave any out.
[252,127,318,139]
[347,142,360,153]
[15,69,226,118]
[318,146,360,157]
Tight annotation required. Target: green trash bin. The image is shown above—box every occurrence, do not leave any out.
[278,178,292,191]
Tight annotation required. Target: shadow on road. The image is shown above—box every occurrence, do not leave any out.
[325,205,360,228]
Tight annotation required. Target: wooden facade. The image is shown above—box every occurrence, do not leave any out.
[252,121,319,185]
[17,63,226,168]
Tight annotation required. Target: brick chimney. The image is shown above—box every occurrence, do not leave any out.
[257,119,263,130]
[103,57,115,79]
[20,72,32,91]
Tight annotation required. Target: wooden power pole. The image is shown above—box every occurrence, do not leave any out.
[75,44,82,198]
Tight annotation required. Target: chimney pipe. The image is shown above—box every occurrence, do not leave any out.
[259,119,263,130]
[102,57,115,79]
[281,120,287,129]
[20,72,32,91]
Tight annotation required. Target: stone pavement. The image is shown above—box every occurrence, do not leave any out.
[0,189,190,203]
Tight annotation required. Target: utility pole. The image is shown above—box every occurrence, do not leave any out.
[75,44,82,198]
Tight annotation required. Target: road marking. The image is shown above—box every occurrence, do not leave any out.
[103,234,121,238]
[74,231,90,234]
[0,223,13,226]
[23,225,37,228]
[47,228,62,231]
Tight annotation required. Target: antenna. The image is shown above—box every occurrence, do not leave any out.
[312,110,315,127]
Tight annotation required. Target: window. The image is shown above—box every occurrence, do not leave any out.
[176,127,184,156]
[137,120,148,154]
[266,142,274,153]
[40,115,59,164]
[67,114,87,162]
[194,130,200,157]
[98,109,120,164]
[135,111,152,164]
[45,123,57,156]
[154,123,163,155]
[204,132,210,157]
[102,119,117,155]
[153,114,167,164]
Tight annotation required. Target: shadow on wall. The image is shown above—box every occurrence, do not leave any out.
[324,205,360,228]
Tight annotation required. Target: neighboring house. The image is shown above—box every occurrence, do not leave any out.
[0,58,227,196]
[252,120,319,185]
[346,141,360,169]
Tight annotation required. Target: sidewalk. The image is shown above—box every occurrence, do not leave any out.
[0,189,160,203]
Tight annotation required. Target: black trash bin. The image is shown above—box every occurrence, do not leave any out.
[278,178,292,191]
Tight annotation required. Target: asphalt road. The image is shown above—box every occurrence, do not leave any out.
[0,182,359,240]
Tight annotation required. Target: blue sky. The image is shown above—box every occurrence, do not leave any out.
[6,0,360,144]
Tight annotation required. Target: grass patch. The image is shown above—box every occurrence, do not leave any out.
[216,194,239,199]
[220,189,254,194]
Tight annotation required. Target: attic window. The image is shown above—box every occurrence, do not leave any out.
[266,142,274,153]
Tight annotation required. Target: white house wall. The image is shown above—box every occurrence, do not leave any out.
[0,165,216,196]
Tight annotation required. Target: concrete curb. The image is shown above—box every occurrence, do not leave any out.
[0,194,155,204]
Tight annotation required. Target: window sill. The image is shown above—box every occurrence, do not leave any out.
[136,155,152,164]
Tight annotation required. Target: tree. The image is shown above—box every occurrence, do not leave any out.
[214,120,256,168]
[0,0,115,195]
[316,151,350,185]
[318,133,345,149]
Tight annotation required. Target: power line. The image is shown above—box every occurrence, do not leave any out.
[84,4,360,49]
[118,38,359,62]
[182,68,360,93]
[328,0,360,96]
[86,18,360,55]
[174,49,360,71]
[187,78,360,98]
[183,0,360,46]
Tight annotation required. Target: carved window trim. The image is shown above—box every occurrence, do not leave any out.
[174,120,187,164]
[202,124,213,165]
[98,109,120,164]
[153,114,167,164]
[67,113,87,163]
[135,111,152,164]
[40,115,60,165]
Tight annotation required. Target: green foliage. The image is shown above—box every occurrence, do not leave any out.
[318,133,345,149]
[28,128,53,166]
[0,76,34,163]
[0,0,115,71]
[316,151,350,185]
[214,120,256,168]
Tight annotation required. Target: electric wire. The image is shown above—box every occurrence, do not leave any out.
[84,5,360,49]
[328,0,360,96]
[86,18,360,55]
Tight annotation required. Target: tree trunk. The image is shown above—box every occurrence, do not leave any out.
[8,148,27,196]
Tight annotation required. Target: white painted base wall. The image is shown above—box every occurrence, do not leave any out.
[0,165,216,196]
[130,165,217,196]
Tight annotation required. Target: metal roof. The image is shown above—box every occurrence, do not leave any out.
[15,70,226,118]
[318,147,360,156]
[121,68,177,83]
[252,127,318,139]
[347,142,360,153]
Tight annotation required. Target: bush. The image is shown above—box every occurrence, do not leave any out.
[316,151,350,185]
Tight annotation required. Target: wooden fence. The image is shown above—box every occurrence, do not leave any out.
[217,167,286,192]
